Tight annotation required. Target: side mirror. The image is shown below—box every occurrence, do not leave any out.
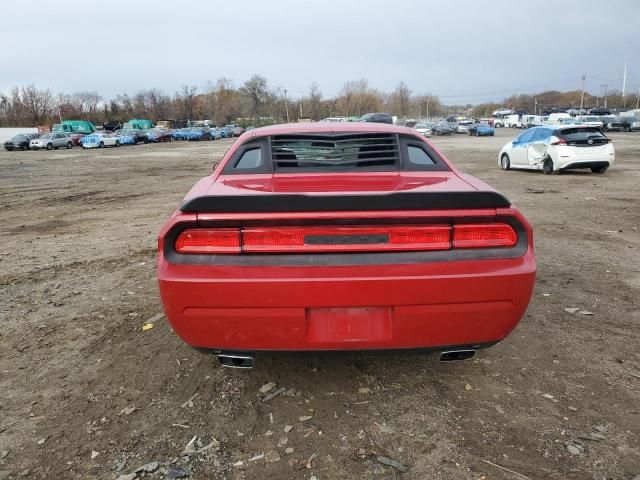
[212,162,219,172]
[512,140,519,145]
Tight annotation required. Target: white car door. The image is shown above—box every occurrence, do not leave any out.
[526,128,551,167]
[103,135,117,146]
[509,129,535,166]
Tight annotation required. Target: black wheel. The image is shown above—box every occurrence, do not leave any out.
[46,143,53,150]
[115,141,120,147]
[500,154,511,170]
[542,157,557,174]
[590,166,608,174]
[99,141,104,148]
[66,142,72,149]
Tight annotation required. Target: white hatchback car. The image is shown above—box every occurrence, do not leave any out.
[498,125,614,174]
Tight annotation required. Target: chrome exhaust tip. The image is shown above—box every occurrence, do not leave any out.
[439,349,476,362]
[218,353,255,369]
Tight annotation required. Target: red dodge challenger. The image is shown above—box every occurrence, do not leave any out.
[157,122,536,367]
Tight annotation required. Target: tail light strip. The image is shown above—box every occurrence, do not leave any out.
[175,224,517,254]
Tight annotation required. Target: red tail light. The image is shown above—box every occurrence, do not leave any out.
[174,223,517,254]
[551,138,567,145]
[453,224,517,248]
[175,229,241,253]
[242,225,451,253]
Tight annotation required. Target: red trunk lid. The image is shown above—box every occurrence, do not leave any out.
[206,171,477,196]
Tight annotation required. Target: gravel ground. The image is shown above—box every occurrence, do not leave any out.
[0,129,638,480]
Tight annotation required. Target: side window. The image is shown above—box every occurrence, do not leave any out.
[407,145,435,165]
[516,130,535,144]
[235,147,262,169]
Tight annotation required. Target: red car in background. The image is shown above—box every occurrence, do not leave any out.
[69,133,87,146]
[157,122,536,368]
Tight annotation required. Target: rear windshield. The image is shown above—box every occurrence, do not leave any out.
[223,133,449,174]
[271,134,400,171]
[558,128,606,141]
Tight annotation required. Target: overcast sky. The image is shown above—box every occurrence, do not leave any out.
[2,0,638,104]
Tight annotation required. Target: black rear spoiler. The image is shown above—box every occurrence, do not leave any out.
[180,191,511,213]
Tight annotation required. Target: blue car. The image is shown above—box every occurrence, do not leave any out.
[172,128,189,141]
[469,123,495,136]
[185,127,212,141]
[114,130,137,145]
[146,128,172,143]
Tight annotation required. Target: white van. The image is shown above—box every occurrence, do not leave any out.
[504,114,523,128]
[522,115,543,128]
[547,113,571,124]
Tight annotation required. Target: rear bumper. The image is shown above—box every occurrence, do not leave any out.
[158,252,536,351]
[560,160,612,170]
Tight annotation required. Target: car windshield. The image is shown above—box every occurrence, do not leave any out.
[415,124,429,129]
[11,135,27,140]
[585,117,599,122]
[39,133,53,139]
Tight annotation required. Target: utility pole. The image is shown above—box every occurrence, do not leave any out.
[601,84,608,108]
[579,73,586,113]
[636,88,640,110]
[283,89,289,123]
[534,97,538,115]
[299,100,303,118]
[426,98,429,119]
[622,63,627,107]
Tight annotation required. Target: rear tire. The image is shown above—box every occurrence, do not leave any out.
[500,154,511,170]
[543,157,557,175]
[46,143,53,150]
[115,141,120,147]
[591,166,608,174]
[99,142,104,148]
[66,142,72,149]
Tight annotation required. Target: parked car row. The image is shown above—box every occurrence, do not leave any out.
[410,119,495,137]
[4,124,248,152]
[491,113,640,132]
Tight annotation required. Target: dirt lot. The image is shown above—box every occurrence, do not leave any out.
[1,129,639,480]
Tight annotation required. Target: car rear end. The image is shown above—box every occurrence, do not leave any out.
[157,125,536,363]
[551,126,614,171]
[30,137,47,150]
[81,135,99,148]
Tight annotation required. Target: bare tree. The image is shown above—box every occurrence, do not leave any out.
[20,85,54,125]
[240,75,269,120]
[308,82,323,121]
[391,81,412,117]
[213,77,241,125]
[177,85,198,120]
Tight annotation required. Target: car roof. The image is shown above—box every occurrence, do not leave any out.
[244,122,412,138]
[529,124,596,131]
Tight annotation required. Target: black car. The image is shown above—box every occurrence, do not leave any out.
[601,116,627,132]
[589,108,612,116]
[103,121,122,132]
[359,112,394,124]
[4,133,40,151]
[432,122,453,135]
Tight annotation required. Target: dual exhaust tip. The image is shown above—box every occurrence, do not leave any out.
[217,348,476,369]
